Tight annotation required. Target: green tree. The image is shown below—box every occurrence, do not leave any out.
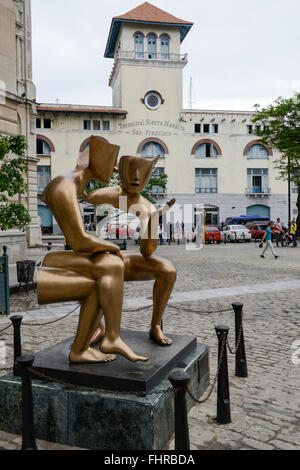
[0,135,31,231]
[252,93,300,233]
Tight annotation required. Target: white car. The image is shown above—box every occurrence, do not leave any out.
[222,225,251,243]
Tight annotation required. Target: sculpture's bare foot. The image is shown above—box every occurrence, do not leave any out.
[100,336,148,362]
[90,324,105,346]
[69,347,116,363]
[149,325,173,346]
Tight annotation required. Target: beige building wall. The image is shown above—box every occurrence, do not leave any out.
[0,0,41,260]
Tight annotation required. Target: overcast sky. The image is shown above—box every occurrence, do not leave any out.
[31,0,300,111]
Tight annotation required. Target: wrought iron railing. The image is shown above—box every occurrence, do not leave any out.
[114,50,188,62]
[245,187,271,195]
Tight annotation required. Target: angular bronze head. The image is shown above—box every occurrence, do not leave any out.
[118,156,160,194]
[76,136,120,182]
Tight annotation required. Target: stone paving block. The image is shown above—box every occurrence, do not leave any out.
[241,438,274,450]
[269,439,299,450]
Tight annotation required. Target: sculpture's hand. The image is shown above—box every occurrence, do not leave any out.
[167,198,176,208]
[78,190,89,201]
[103,241,124,261]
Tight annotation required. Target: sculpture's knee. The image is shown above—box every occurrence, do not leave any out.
[160,261,177,283]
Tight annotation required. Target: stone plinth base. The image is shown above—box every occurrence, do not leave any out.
[0,335,209,450]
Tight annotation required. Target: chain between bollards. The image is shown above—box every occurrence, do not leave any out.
[16,355,38,450]
[168,370,190,451]
[186,332,227,405]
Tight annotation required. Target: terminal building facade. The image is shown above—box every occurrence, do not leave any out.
[35,2,298,233]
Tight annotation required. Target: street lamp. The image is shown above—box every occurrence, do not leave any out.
[288,156,291,231]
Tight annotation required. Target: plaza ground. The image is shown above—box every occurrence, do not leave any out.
[1,240,299,450]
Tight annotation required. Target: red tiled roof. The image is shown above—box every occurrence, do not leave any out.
[114,2,192,25]
[37,105,127,114]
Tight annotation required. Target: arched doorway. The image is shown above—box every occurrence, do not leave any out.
[247,204,270,218]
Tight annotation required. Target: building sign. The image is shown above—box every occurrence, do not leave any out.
[118,119,185,137]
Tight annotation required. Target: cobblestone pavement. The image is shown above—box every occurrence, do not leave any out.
[1,241,300,450]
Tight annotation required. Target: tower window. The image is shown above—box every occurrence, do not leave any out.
[147,33,157,59]
[247,125,253,134]
[212,124,218,134]
[134,33,144,58]
[144,92,161,110]
[160,34,170,59]
[195,124,201,133]
[36,118,41,129]
[203,124,210,133]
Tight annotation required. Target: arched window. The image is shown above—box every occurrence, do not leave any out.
[79,136,108,153]
[36,138,51,155]
[134,33,144,58]
[141,142,165,158]
[195,143,218,158]
[247,144,269,159]
[147,33,157,59]
[160,34,170,59]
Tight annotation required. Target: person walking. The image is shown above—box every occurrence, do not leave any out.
[290,220,297,247]
[260,221,279,259]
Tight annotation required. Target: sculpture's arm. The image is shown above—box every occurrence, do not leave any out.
[84,187,119,208]
[138,198,176,260]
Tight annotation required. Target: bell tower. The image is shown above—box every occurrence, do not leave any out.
[104,2,193,118]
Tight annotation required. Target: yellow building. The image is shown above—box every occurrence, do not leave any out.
[36,2,297,232]
[0,0,41,261]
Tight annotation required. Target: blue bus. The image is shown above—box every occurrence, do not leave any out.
[224,215,270,226]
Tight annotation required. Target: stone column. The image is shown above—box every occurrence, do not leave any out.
[25,156,42,246]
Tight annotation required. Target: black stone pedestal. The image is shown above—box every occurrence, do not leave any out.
[15,330,197,393]
[0,330,209,450]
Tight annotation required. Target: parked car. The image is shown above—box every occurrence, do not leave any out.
[246,222,269,241]
[221,225,252,242]
[246,222,280,242]
[205,226,221,244]
[104,222,136,240]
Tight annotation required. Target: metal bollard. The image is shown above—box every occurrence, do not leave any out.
[232,302,248,378]
[10,315,23,364]
[16,355,38,450]
[215,325,231,424]
[168,370,190,451]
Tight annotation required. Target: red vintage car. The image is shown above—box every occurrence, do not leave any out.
[246,222,276,241]
[205,226,221,244]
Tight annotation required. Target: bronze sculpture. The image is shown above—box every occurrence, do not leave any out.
[38,137,148,363]
[85,155,177,346]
